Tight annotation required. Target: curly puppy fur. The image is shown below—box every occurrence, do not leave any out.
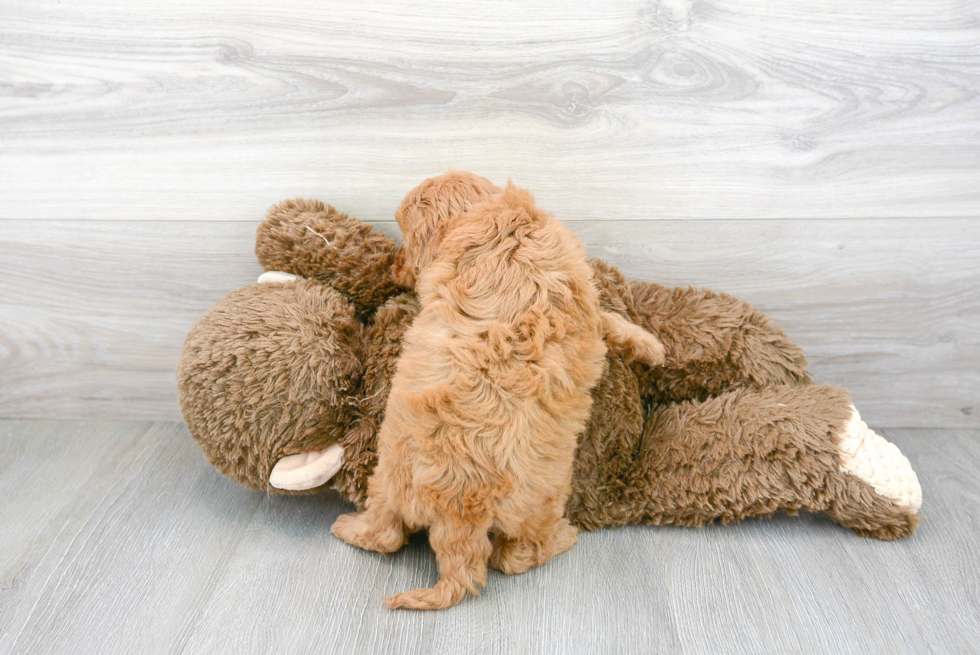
[390,171,501,288]
[393,175,664,366]
[331,177,609,610]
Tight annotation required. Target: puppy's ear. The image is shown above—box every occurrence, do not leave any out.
[417,231,444,277]
[391,246,416,288]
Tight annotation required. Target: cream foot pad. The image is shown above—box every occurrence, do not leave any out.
[838,406,922,512]
[269,445,345,491]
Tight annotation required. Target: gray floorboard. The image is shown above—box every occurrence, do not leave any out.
[1,420,977,655]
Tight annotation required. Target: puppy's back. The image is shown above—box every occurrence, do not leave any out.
[390,185,607,497]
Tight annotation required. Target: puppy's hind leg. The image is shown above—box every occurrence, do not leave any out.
[331,498,408,554]
[490,497,578,576]
[332,459,408,553]
[385,518,492,610]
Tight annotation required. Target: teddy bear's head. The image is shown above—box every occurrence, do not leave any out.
[178,198,413,493]
[177,277,367,492]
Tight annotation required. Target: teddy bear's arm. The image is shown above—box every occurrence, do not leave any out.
[256,199,406,316]
[629,280,811,405]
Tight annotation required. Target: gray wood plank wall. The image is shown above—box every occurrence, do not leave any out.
[2,0,978,427]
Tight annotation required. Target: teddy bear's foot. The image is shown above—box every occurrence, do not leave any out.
[257,270,299,284]
[269,445,344,491]
[826,406,922,540]
[331,510,407,554]
[837,406,921,512]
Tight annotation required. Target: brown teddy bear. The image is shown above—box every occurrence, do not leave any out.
[177,174,921,542]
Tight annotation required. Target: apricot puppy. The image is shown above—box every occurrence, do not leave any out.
[331,173,612,610]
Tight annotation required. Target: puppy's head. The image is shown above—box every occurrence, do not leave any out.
[393,171,500,286]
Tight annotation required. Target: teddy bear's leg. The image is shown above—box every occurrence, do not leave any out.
[629,281,811,404]
[384,518,494,610]
[630,384,921,538]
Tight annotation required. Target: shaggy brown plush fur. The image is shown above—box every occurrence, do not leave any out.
[257,198,406,317]
[575,383,845,526]
[177,184,920,573]
[332,291,421,506]
[177,281,365,490]
[629,281,811,404]
[333,180,610,610]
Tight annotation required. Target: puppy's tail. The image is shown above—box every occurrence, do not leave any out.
[384,521,490,611]
[601,311,666,365]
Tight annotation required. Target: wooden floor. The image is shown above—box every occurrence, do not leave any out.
[1,419,977,655]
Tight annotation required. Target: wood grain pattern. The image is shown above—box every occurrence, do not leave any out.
[2,217,977,427]
[1,420,977,654]
[1,0,979,222]
[0,420,264,655]
[2,2,977,649]
[0,220,263,420]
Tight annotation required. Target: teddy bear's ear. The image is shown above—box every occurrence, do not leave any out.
[256,199,406,316]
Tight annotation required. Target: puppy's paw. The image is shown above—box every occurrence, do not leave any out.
[491,521,578,575]
[600,311,666,366]
[331,512,406,554]
[330,512,366,546]
[631,333,666,366]
[489,536,533,575]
